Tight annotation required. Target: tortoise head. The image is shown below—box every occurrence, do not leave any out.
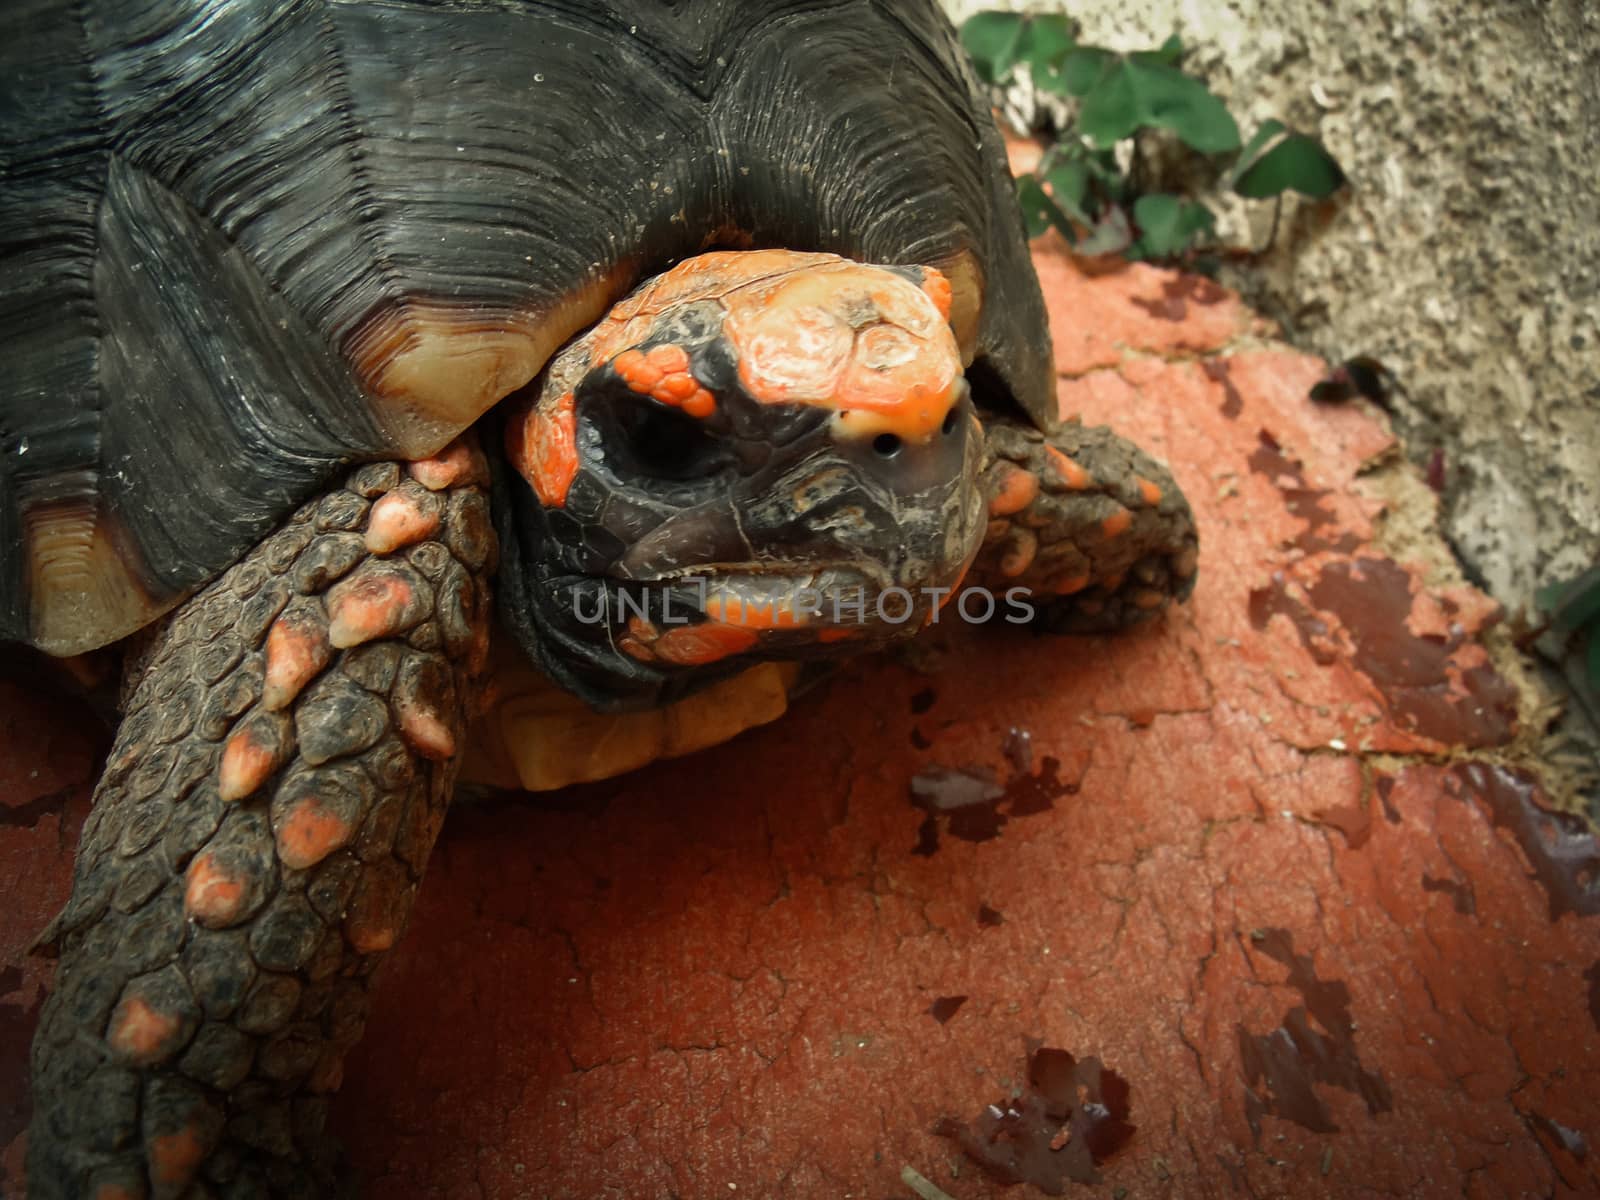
[495,250,986,708]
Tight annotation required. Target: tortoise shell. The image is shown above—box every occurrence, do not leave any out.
[0,0,1052,657]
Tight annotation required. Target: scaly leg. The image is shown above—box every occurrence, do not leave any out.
[969,417,1198,631]
[27,443,496,1199]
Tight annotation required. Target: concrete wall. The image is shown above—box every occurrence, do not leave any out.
[941,0,1600,613]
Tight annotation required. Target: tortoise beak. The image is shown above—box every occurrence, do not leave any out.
[613,386,985,632]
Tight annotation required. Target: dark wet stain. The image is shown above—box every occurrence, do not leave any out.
[910,726,933,750]
[1202,359,1245,420]
[1421,873,1476,915]
[1309,560,1516,746]
[1130,274,1228,324]
[1586,961,1600,1033]
[1374,774,1401,824]
[0,964,42,1186]
[1247,431,1362,555]
[1249,556,1517,748]
[1003,727,1034,774]
[928,995,967,1024]
[1311,803,1371,849]
[910,688,937,716]
[935,1041,1136,1192]
[1527,1112,1589,1161]
[978,903,1005,928]
[1247,573,1337,665]
[1453,763,1600,920]
[1238,928,1393,1138]
[910,757,1076,855]
[0,782,78,830]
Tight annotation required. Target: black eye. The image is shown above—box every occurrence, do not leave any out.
[941,406,960,436]
[873,433,902,458]
[614,398,721,480]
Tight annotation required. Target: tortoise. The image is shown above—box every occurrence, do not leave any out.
[1,1,1198,1194]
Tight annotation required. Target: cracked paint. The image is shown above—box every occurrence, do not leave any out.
[4,246,1598,1198]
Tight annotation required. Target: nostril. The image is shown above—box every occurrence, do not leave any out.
[940,407,959,436]
[873,433,903,458]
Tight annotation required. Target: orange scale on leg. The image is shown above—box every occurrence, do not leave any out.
[1044,446,1092,490]
[184,852,246,928]
[217,721,287,802]
[327,574,418,648]
[150,1126,205,1189]
[275,797,355,871]
[1101,508,1133,538]
[107,996,180,1065]
[988,465,1040,516]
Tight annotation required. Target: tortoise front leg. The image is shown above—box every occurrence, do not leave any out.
[27,445,496,1199]
[968,417,1198,631]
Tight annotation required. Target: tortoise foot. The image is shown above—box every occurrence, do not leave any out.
[26,445,496,1199]
[970,417,1198,633]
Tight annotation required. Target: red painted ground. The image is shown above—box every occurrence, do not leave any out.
[5,245,1599,1199]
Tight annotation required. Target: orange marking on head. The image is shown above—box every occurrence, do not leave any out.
[702,594,806,630]
[507,390,580,508]
[218,725,284,802]
[399,706,456,761]
[150,1125,205,1188]
[327,574,417,649]
[654,371,700,403]
[185,852,247,928]
[683,387,716,418]
[989,466,1040,516]
[1136,476,1164,506]
[722,257,962,440]
[1056,575,1091,595]
[408,439,485,491]
[1102,508,1133,538]
[652,621,760,666]
[108,995,179,1065]
[1045,446,1092,490]
[920,268,953,322]
[615,348,665,394]
[619,634,658,662]
[645,343,690,373]
[817,626,857,643]
[276,796,355,871]
[366,491,442,555]
[262,614,332,711]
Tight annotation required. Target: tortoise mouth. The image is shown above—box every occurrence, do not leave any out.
[589,560,954,647]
